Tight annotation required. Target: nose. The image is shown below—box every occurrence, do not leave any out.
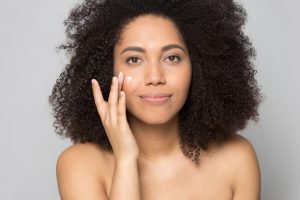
[144,63,166,86]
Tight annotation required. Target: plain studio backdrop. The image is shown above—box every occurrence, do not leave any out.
[0,0,299,199]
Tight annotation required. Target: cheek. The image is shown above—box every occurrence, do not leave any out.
[122,74,139,94]
[125,75,133,85]
[172,68,192,92]
[114,65,137,91]
[170,76,191,109]
[171,79,190,96]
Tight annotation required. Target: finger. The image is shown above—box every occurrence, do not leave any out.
[108,76,118,121]
[118,91,127,122]
[118,72,124,96]
[108,76,118,103]
[91,79,106,117]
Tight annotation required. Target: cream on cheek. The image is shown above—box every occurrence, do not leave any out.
[123,73,143,97]
[121,74,134,93]
[125,75,133,84]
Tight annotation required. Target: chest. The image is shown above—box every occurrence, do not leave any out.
[139,165,233,200]
[103,159,233,200]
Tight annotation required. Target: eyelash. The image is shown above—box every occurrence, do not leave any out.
[126,55,182,64]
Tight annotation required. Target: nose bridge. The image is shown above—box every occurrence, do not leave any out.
[144,58,165,85]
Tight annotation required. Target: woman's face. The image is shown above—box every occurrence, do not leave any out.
[113,15,192,125]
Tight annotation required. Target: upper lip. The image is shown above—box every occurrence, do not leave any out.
[139,93,172,98]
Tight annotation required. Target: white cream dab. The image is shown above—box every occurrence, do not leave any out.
[125,76,133,84]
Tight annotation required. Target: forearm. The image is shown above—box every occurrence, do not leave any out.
[109,158,141,200]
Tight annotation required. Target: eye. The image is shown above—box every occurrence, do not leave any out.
[126,56,142,64]
[165,55,181,63]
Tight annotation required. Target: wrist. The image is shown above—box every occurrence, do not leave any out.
[115,156,138,167]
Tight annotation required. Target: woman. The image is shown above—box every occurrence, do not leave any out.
[49,0,262,199]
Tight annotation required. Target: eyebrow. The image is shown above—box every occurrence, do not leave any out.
[120,44,186,55]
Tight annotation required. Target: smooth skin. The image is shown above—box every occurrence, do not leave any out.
[56,15,261,200]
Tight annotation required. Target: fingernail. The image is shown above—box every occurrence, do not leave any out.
[118,71,123,78]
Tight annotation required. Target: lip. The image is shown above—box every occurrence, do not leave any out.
[139,93,172,98]
[139,93,172,104]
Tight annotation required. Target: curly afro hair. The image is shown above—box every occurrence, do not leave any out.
[49,0,262,165]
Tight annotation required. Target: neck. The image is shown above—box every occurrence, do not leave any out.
[127,114,181,162]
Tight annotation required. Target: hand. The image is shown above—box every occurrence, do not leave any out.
[91,72,139,162]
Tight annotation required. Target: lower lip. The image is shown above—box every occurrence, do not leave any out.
[140,96,171,104]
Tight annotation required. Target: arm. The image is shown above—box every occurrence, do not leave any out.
[109,158,141,200]
[231,135,261,200]
[57,73,142,200]
[91,74,142,200]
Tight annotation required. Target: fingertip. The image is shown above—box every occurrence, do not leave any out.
[92,79,102,89]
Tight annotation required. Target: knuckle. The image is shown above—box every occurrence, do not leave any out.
[108,100,115,107]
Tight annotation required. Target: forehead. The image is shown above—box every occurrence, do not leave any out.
[115,15,185,49]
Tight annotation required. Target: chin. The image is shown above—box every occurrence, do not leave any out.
[127,110,178,125]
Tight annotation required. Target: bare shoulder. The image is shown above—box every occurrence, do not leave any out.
[207,134,259,161]
[220,134,259,159]
[214,134,261,200]
[57,142,108,166]
[57,142,109,174]
[56,142,110,200]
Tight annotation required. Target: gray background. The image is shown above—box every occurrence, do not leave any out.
[0,0,299,199]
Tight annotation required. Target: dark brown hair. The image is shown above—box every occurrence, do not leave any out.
[49,0,262,165]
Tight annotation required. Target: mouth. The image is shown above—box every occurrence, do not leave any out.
[139,93,172,104]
